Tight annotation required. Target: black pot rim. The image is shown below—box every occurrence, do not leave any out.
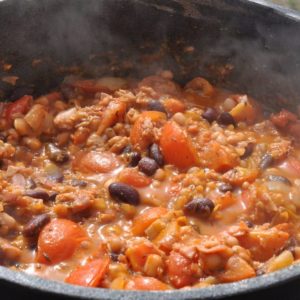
[1,263,300,300]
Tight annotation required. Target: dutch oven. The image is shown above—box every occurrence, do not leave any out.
[0,0,300,299]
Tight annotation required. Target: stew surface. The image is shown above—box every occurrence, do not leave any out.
[1,72,300,290]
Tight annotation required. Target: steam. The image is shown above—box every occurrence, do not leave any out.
[0,0,300,111]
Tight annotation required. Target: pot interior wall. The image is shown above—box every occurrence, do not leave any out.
[0,0,300,111]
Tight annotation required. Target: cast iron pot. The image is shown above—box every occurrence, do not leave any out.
[0,0,300,299]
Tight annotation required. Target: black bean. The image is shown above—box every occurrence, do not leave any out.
[47,169,64,183]
[217,112,236,126]
[71,179,87,187]
[122,145,132,154]
[45,143,69,164]
[128,152,141,167]
[108,182,140,206]
[110,252,119,262]
[49,191,58,202]
[259,153,274,170]
[138,157,159,176]
[25,189,49,201]
[184,197,215,218]
[245,220,254,228]
[147,100,167,114]
[23,214,50,237]
[218,183,233,193]
[202,108,218,123]
[265,175,292,186]
[26,178,37,189]
[149,143,164,167]
[240,143,255,160]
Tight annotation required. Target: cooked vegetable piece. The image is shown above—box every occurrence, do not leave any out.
[132,207,168,235]
[5,95,32,122]
[73,151,119,173]
[118,168,152,188]
[218,255,255,283]
[125,242,161,272]
[65,257,110,287]
[166,251,199,288]
[36,219,87,264]
[160,121,198,169]
[164,98,185,114]
[125,276,169,290]
[130,111,166,151]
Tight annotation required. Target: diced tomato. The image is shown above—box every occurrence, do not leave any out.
[65,257,110,287]
[166,251,198,288]
[270,109,298,128]
[118,168,152,188]
[125,242,161,272]
[132,207,168,235]
[5,95,32,122]
[125,276,169,290]
[73,151,119,173]
[97,100,127,135]
[130,111,166,151]
[164,98,185,114]
[237,225,290,261]
[218,255,255,283]
[160,121,198,169]
[36,219,87,264]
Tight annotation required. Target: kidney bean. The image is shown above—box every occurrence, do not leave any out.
[24,189,49,201]
[128,152,141,167]
[218,112,236,126]
[240,143,255,160]
[138,157,159,176]
[266,175,292,186]
[48,191,58,202]
[184,197,215,218]
[149,143,164,167]
[45,143,69,164]
[148,100,167,114]
[108,182,140,205]
[26,177,37,189]
[259,153,273,170]
[23,214,50,237]
[218,182,234,193]
[71,179,88,187]
[202,108,218,123]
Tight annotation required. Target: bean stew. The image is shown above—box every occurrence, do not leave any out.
[0,72,300,290]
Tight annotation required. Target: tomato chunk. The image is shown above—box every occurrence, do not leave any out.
[36,219,87,264]
[118,168,152,188]
[125,242,161,272]
[73,151,119,173]
[132,207,168,235]
[65,257,110,287]
[160,121,198,169]
[166,251,199,288]
[125,276,169,290]
[218,255,255,283]
[164,98,185,114]
[130,111,166,151]
[5,95,32,122]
